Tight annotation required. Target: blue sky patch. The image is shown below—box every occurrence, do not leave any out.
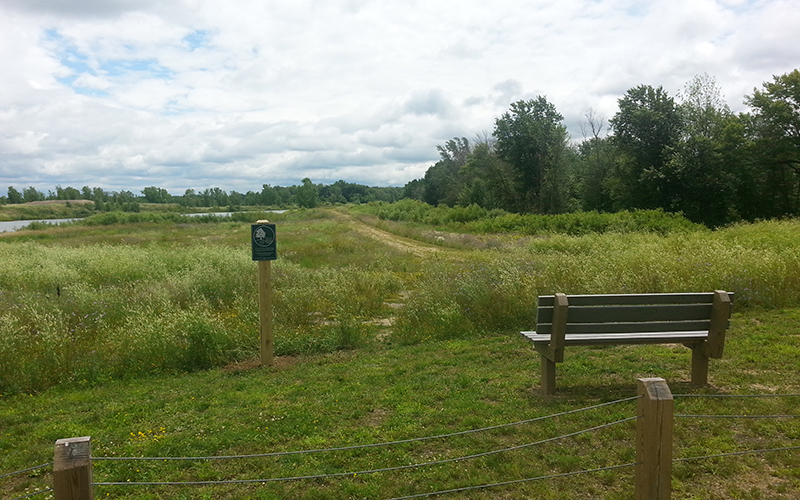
[183,30,211,51]
[44,28,172,96]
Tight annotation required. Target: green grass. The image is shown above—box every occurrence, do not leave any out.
[1,207,799,498]
[1,309,798,499]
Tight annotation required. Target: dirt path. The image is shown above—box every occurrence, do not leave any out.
[327,209,445,258]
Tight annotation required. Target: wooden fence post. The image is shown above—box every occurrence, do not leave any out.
[635,378,673,500]
[53,436,93,500]
[258,259,273,367]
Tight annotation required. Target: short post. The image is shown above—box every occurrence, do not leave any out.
[251,220,277,367]
[53,436,93,500]
[635,378,673,500]
[258,259,273,367]
[690,347,709,386]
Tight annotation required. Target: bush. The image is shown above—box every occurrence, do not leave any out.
[364,201,703,235]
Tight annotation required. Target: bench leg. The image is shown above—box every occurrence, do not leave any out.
[691,347,709,386]
[541,355,557,395]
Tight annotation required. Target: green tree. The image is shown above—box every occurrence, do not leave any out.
[296,178,319,208]
[22,186,45,203]
[576,109,617,212]
[92,187,107,202]
[610,85,682,210]
[402,179,425,201]
[666,74,742,226]
[179,189,199,208]
[422,137,471,207]
[493,97,570,213]
[141,186,172,204]
[460,140,518,211]
[7,186,22,204]
[744,68,800,217]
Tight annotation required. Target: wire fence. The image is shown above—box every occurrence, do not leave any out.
[92,395,640,463]
[10,488,54,500]
[93,416,638,487]
[4,391,799,499]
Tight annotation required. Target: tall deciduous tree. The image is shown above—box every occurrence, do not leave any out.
[667,74,742,226]
[7,186,22,204]
[296,178,319,208]
[745,68,800,217]
[22,186,45,203]
[493,97,570,213]
[422,137,471,207]
[577,109,617,212]
[141,186,172,204]
[610,85,681,210]
[459,140,518,211]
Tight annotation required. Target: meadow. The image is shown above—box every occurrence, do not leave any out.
[1,206,799,499]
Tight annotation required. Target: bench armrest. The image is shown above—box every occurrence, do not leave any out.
[706,290,732,358]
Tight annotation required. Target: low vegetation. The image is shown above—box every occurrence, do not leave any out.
[1,206,799,498]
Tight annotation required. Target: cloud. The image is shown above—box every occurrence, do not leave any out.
[1,0,799,194]
[0,0,153,18]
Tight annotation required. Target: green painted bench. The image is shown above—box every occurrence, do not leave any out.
[521,291,733,394]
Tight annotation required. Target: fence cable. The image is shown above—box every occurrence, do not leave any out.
[93,416,637,487]
[674,393,800,398]
[381,462,638,500]
[93,396,640,462]
[676,414,800,419]
[10,488,54,500]
[675,445,800,463]
[0,463,52,481]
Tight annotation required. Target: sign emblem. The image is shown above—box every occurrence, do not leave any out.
[251,223,277,261]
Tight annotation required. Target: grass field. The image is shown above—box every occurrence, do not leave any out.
[1,206,799,499]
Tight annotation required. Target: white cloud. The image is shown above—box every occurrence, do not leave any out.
[0,0,798,194]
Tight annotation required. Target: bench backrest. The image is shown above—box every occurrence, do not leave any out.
[536,291,733,358]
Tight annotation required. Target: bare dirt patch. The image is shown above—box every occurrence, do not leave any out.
[222,356,299,373]
[328,209,444,257]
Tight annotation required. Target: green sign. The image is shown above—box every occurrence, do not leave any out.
[251,223,277,261]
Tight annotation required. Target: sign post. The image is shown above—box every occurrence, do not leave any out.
[252,220,277,366]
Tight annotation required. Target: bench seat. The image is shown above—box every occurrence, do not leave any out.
[521,291,733,394]
[521,330,708,346]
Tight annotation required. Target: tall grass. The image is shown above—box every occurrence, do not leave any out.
[0,242,400,394]
[362,199,703,235]
[3,212,800,394]
[389,219,800,343]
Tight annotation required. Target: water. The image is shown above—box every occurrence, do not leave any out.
[0,210,288,233]
[0,218,79,233]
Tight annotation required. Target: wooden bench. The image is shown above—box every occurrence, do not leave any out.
[520,291,733,394]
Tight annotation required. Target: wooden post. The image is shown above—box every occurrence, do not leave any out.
[636,378,673,500]
[706,290,732,359]
[251,220,277,366]
[690,346,709,386]
[540,355,556,396]
[550,293,569,363]
[53,436,93,500]
[254,219,274,367]
[258,259,273,367]
[540,293,568,395]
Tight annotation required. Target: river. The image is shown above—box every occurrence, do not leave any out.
[0,218,79,233]
[0,211,288,233]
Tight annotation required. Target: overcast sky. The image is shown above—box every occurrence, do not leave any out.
[1,0,799,195]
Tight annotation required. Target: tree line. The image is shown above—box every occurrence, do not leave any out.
[5,69,797,227]
[409,69,800,227]
[2,178,404,212]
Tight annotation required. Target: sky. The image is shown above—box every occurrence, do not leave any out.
[1,0,799,196]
